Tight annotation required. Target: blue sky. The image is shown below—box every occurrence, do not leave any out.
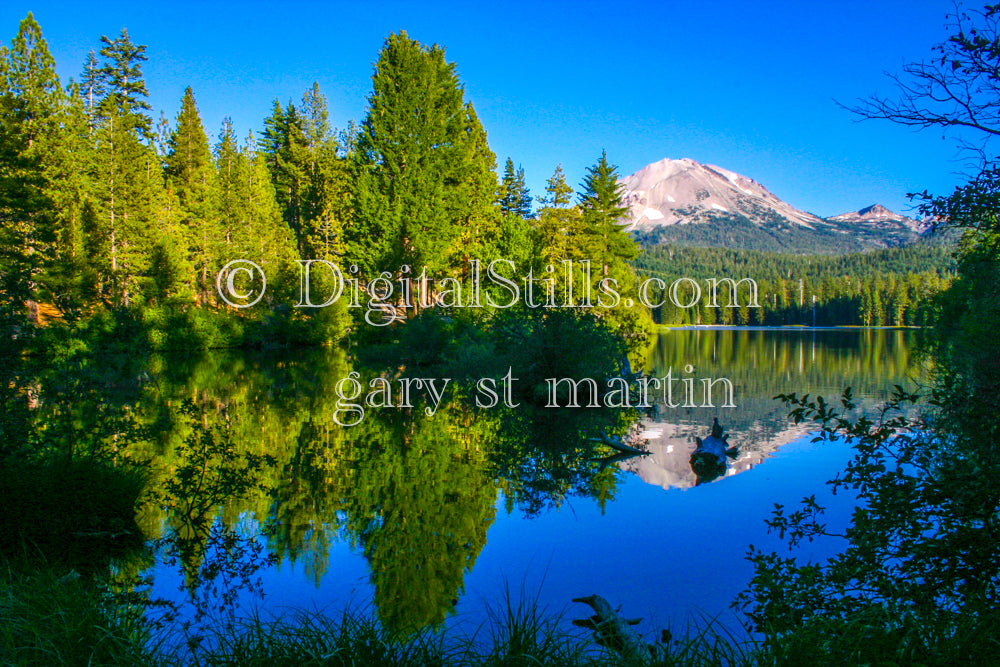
[1,0,976,217]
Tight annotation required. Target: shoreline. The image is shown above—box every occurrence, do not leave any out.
[658,325,920,331]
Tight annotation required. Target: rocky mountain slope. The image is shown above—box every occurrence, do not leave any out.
[621,158,932,253]
[827,203,930,235]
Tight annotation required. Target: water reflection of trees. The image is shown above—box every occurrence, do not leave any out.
[105,325,638,634]
[6,326,917,635]
[623,329,921,491]
[646,329,920,432]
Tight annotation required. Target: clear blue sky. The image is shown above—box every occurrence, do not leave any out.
[1,0,976,217]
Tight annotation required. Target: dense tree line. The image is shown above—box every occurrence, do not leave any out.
[634,243,954,326]
[0,16,646,349]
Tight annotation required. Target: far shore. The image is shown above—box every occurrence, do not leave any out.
[657,325,921,331]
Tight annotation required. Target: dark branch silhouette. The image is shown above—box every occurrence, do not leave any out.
[845,4,1000,164]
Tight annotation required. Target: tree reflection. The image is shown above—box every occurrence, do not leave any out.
[334,405,497,633]
[126,311,642,634]
[3,319,921,637]
[149,399,278,622]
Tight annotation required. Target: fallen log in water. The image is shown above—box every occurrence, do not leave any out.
[587,430,650,456]
[572,594,650,662]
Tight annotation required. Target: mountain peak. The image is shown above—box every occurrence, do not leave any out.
[620,157,823,229]
[620,158,930,253]
[858,203,893,217]
[830,203,918,225]
[829,203,930,236]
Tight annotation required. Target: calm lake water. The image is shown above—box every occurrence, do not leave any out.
[135,328,919,639]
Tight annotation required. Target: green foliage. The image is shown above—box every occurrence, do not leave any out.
[499,157,533,219]
[0,12,63,331]
[349,31,499,279]
[740,386,1000,665]
[97,28,152,137]
[164,87,217,301]
[578,150,637,271]
[0,13,656,350]
[0,564,160,666]
[189,607,447,666]
[0,457,147,570]
[916,165,1000,401]
[636,243,953,325]
[165,88,214,215]
[258,84,354,260]
[87,29,162,307]
[259,99,309,240]
[535,164,580,264]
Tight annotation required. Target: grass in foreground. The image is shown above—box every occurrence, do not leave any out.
[0,564,162,666]
[0,567,760,667]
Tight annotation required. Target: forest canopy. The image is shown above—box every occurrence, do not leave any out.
[0,15,654,350]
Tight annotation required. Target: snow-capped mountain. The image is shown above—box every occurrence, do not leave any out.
[619,158,931,253]
[621,157,825,230]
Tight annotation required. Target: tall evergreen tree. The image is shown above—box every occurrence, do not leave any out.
[499,157,532,219]
[43,81,100,317]
[214,117,240,247]
[97,28,151,137]
[165,88,214,212]
[541,164,572,208]
[165,87,217,300]
[0,12,63,326]
[445,103,500,270]
[258,84,352,259]
[259,99,309,241]
[79,49,103,130]
[88,28,160,306]
[349,31,499,280]
[298,83,350,260]
[577,150,637,274]
[535,164,579,263]
[496,160,535,269]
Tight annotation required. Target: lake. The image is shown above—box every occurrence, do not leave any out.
[129,327,920,642]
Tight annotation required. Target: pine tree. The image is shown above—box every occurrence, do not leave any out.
[88,29,160,306]
[348,31,499,280]
[43,82,100,317]
[444,103,500,270]
[97,28,151,137]
[542,164,572,208]
[165,87,217,301]
[513,164,531,218]
[298,83,350,260]
[578,150,637,275]
[535,164,579,263]
[259,99,309,242]
[499,157,532,219]
[0,13,64,326]
[214,117,240,248]
[165,88,214,212]
[79,49,103,130]
[237,131,288,260]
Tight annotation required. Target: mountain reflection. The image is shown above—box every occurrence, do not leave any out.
[625,328,920,490]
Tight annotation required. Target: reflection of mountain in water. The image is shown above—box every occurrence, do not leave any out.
[622,329,920,489]
[623,420,813,489]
